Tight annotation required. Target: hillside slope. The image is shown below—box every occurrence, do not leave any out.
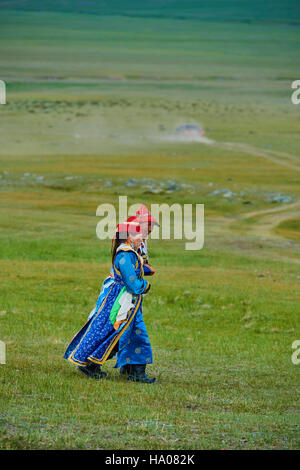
[0,0,299,25]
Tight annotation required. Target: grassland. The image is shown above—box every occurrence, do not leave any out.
[0,7,299,449]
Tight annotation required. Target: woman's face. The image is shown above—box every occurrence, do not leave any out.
[140,221,153,238]
[128,233,143,250]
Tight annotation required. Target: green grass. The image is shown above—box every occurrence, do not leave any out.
[274,217,300,241]
[0,8,299,450]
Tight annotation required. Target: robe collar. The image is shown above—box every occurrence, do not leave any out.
[116,243,144,266]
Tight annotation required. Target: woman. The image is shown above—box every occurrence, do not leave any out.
[63,221,156,384]
[88,207,158,321]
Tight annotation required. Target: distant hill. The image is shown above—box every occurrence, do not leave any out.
[0,0,299,25]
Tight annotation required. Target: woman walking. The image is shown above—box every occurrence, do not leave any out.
[63,221,156,383]
[87,205,159,320]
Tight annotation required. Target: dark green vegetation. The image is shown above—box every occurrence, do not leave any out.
[1,0,300,24]
[0,5,299,449]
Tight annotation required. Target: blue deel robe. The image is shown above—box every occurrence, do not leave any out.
[63,245,153,368]
[88,241,153,321]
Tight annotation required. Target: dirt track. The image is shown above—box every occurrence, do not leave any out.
[218,142,300,171]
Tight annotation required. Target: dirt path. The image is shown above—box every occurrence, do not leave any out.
[218,142,300,171]
[242,208,300,239]
[227,199,300,240]
[202,138,300,262]
[208,198,300,264]
[241,200,300,222]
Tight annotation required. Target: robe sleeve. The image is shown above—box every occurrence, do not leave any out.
[143,264,155,276]
[115,251,150,295]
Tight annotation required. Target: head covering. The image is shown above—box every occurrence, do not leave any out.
[136,204,150,216]
[135,204,159,226]
[116,220,141,234]
[111,218,141,251]
[126,215,139,223]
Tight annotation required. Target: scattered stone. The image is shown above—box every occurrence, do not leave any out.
[168,183,180,191]
[265,194,293,203]
[223,190,233,198]
[189,312,203,318]
[143,188,162,194]
[210,189,226,196]
[183,291,191,296]
[125,178,136,187]
[185,403,199,410]
[241,313,252,322]
[210,188,233,198]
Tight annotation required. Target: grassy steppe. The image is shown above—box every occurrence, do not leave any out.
[0,8,299,449]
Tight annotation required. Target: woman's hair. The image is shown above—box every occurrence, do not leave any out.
[111,231,129,264]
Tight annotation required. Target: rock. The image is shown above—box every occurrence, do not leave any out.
[125,178,136,187]
[183,291,191,296]
[265,194,293,203]
[143,188,161,194]
[210,189,223,196]
[168,183,180,191]
[210,188,232,197]
[276,196,293,203]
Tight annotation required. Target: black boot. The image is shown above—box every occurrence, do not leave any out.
[128,364,156,384]
[77,363,107,380]
[120,364,131,376]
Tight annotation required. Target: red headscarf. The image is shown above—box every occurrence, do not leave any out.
[136,204,159,225]
[111,218,141,252]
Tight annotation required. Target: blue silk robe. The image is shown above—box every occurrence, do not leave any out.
[63,244,153,368]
